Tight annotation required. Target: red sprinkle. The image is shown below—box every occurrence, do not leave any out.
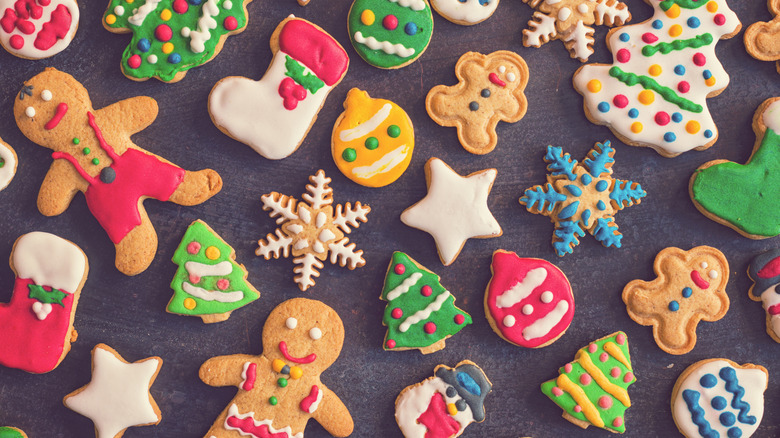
[187,241,201,254]
[641,33,658,43]
[678,81,690,93]
[454,313,465,325]
[611,367,621,378]
[600,352,608,362]
[613,417,623,427]
[224,16,238,31]
[714,13,725,25]
[655,111,670,126]
[386,339,396,349]
[624,372,634,383]
[9,34,24,49]
[551,387,563,396]
[382,14,398,30]
[391,308,403,319]
[155,24,172,42]
[616,333,626,344]
[693,52,706,66]
[421,285,432,297]
[217,279,230,290]
[189,274,200,284]
[598,396,613,409]
[127,54,142,69]
[173,0,189,13]
[424,322,436,334]
[394,263,405,275]
[580,374,592,385]
[616,48,631,63]
[613,94,628,108]
[588,343,598,353]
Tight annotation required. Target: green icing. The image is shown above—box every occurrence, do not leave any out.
[284,56,325,94]
[348,0,433,69]
[691,129,780,237]
[104,0,249,82]
[541,332,635,433]
[0,427,24,438]
[381,251,471,349]
[28,284,67,306]
[642,33,713,57]
[659,0,708,11]
[609,66,703,113]
[168,220,260,317]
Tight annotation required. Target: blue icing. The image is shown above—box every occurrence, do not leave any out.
[688,17,701,28]
[521,183,566,213]
[404,22,418,35]
[584,141,615,178]
[558,201,580,220]
[720,367,757,425]
[728,427,743,438]
[544,146,577,181]
[675,64,686,75]
[652,19,663,29]
[669,301,679,311]
[712,396,727,410]
[720,412,736,427]
[553,220,585,256]
[704,129,713,138]
[672,112,683,123]
[704,70,713,79]
[581,173,592,185]
[610,179,646,208]
[664,132,677,142]
[581,209,591,227]
[619,32,629,42]
[592,217,622,248]
[682,287,693,298]
[457,371,481,396]
[595,180,609,192]
[598,102,610,113]
[597,200,607,211]
[628,108,639,118]
[683,389,718,438]
[564,185,582,196]
[700,374,718,388]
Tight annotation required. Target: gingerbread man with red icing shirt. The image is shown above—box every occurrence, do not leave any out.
[199,298,353,438]
[14,68,222,276]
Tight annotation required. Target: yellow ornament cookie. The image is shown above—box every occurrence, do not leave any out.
[331,88,414,188]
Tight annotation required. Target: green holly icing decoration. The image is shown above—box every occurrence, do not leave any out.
[691,99,780,239]
[381,251,471,352]
[285,56,325,93]
[103,0,251,82]
[0,427,25,438]
[348,0,433,69]
[168,220,260,323]
[28,284,67,307]
[541,331,635,433]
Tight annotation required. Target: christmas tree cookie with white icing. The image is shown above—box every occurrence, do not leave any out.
[168,220,260,323]
[573,0,741,157]
[748,248,780,343]
[0,0,79,59]
[381,252,472,354]
[0,136,17,191]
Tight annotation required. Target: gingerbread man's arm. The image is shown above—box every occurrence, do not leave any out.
[311,384,354,437]
[98,96,159,138]
[38,159,88,216]
[199,354,269,388]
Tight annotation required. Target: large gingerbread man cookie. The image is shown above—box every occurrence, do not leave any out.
[426,50,528,155]
[14,68,223,276]
[200,298,354,438]
[745,0,780,74]
[622,246,730,355]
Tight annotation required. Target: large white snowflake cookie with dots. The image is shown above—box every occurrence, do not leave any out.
[256,170,370,291]
[573,0,741,157]
[0,0,79,59]
[521,0,631,62]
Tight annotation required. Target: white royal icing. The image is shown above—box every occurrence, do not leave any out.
[352,144,411,180]
[389,0,426,12]
[0,139,16,190]
[0,0,79,59]
[496,267,547,308]
[181,0,220,54]
[431,0,498,24]
[339,103,392,142]
[764,99,780,134]
[387,272,423,301]
[185,260,233,277]
[181,282,243,303]
[32,301,52,320]
[353,31,415,58]
[127,0,161,26]
[398,290,451,332]
[396,376,475,438]
[286,317,298,329]
[522,300,569,340]
[14,231,85,293]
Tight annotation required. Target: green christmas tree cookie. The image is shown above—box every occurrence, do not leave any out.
[381,251,472,354]
[541,331,636,433]
[168,220,260,323]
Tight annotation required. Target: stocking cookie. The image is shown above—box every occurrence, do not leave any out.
[0,0,79,59]
[521,0,630,62]
[690,97,780,239]
[622,246,729,355]
[426,50,529,155]
[671,359,768,438]
[168,220,260,323]
[748,248,780,343]
[484,250,574,348]
[395,360,492,438]
[573,0,741,157]
[431,0,499,25]
[14,68,223,276]
[347,0,433,69]
[519,141,646,256]
[0,136,17,191]
[200,298,354,438]
[102,0,252,83]
[256,170,370,291]
[744,0,780,74]
[0,427,27,438]
[209,16,349,160]
[332,88,414,188]
[0,232,88,374]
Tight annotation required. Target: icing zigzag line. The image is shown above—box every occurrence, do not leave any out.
[642,33,713,56]
[609,67,703,113]
[682,389,717,438]
[720,367,758,425]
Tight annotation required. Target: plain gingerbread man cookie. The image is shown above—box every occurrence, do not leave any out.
[745,0,780,74]
[426,50,528,155]
[200,298,354,438]
[14,68,222,276]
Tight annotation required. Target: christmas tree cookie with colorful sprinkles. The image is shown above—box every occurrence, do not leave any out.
[573,0,742,157]
[168,220,260,323]
[102,0,253,83]
[381,252,472,354]
[541,331,636,433]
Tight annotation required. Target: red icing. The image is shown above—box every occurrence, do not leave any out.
[300,385,320,413]
[485,251,574,348]
[417,392,460,438]
[242,362,257,391]
[580,374,592,385]
[382,14,398,30]
[51,112,185,244]
[10,34,23,48]
[488,73,506,87]
[756,256,780,278]
[690,270,710,290]
[678,81,690,93]
[616,333,626,344]
[613,94,628,108]
[713,13,725,25]
[44,102,68,130]
[0,278,75,373]
[225,416,289,438]
[278,18,348,87]
[189,274,200,284]
[224,16,237,31]
[278,341,316,364]
[599,396,613,409]
[34,3,70,50]
[655,111,670,126]
[187,241,201,254]
[394,263,405,275]
[768,304,780,316]
[278,77,307,110]
[641,32,658,43]
[693,52,706,66]
[616,48,630,63]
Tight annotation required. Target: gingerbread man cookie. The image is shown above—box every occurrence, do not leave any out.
[745,0,780,74]
[622,246,730,355]
[0,0,79,59]
[200,298,354,438]
[14,68,222,276]
[0,136,17,191]
[748,248,780,343]
[426,51,529,155]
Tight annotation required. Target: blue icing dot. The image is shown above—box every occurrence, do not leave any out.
[704,129,713,138]
[137,38,151,52]
[582,209,591,227]
[720,412,736,427]
[628,108,639,119]
[664,132,677,142]
[672,112,683,123]
[581,174,592,185]
[619,32,630,42]
[728,427,743,438]
[479,0,490,4]
[688,17,701,28]
[595,180,608,192]
[712,396,727,410]
[682,287,692,298]
[703,70,713,79]
[189,0,202,4]
[598,102,610,113]
[700,373,718,388]
[668,300,679,311]
[168,53,182,64]
[558,201,580,219]
[674,64,686,75]
[405,22,418,35]
[597,200,606,211]
[652,19,663,29]
[564,185,582,196]
[456,372,481,396]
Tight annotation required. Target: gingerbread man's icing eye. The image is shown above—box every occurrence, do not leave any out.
[286,317,298,329]
[506,72,516,82]
[25,107,36,118]
[41,90,53,101]
[309,327,322,340]
[708,270,718,279]
[700,262,708,269]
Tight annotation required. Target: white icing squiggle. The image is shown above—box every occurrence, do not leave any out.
[181,282,243,302]
[182,0,220,53]
[352,145,409,179]
[389,0,426,11]
[128,0,162,26]
[399,291,451,332]
[185,261,233,277]
[339,103,392,142]
[387,272,422,301]
[354,32,415,58]
[522,300,569,340]
[496,268,546,308]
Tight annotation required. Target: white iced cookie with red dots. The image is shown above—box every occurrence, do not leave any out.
[0,0,79,59]
[431,0,499,25]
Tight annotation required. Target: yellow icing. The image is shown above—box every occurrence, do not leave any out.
[557,374,604,428]
[577,352,631,407]
[603,342,631,370]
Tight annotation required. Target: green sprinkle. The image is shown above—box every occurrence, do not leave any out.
[269,396,278,406]
[342,148,357,162]
[72,138,80,145]
[365,137,379,150]
[642,33,713,57]
[82,147,91,155]
[387,125,401,138]
[0,158,4,168]
[609,66,703,113]
[277,377,288,388]
[92,158,100,165]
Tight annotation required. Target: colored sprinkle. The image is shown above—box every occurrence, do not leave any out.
[624,372,634,383]
[391,308,403,319]
[665,3,680,18]
[290,366,302,379]
[588,343,598,353]
[580,374,592,385]
[652,19,663,29]
[162,42,174,54]
[639,90,655,105]
[469,101,479,111]
[700,373,718,388]
[707,1,718,13]
[421,285,432,297]
[128,54,142,69]
[404,22,418,35]
[616,333,625,344]
[613,95,628,108]
[714,13,725,26]
[669,24,683,37]
[269,396,278,405]
[73,138,81,146]
[82,147,91,154]
[187,241,201,254]
[394,263,405,275]
[655,111,670,126]
[613,417,623,428]
[616,48,631,63]
[160,8,172,20]
[693,52,707,66]
[599,396,613,409]
[609,66,703,113]
[277,377,288,387]
[686,120,701,134]
[155,24,173,42]
[643,33,713,57]
[91,158,100,165]
[675,65,686,75]
[712,396,727,410]
[705,76,716,87]
[588,79,602,93]
[342,148,357,162]
[551,386,564,396]
[137,38,151,52]
[599,352,608,362]
[669,300,680,311]
[424,322,436,334]
[481,88,491,98]
[361,9,375,25]
[611,367,621,378]
[704,129,713,138]
[168,53,182,64]
[217,279,229,290]
[682,287,693,298]
[628,109,639,119]
[619,32,629,42]
[598,102,610,113]
[106,14,117,25]
[387,125,401,138]
[454,313,465,324]
[382,14,398,30]
[574,405,582,413]
[224,16,238,31]
[173,0,189,13]
[678,81,691,93]
[672,112,683,123]
[648,64,662,76]
[564,363,573,373]
[703,70,713,79]
[664,132,677,142]
[205,246,220,260]
[365,137,379,150]
[183,297,196,309]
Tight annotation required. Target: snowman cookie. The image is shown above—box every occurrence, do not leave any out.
[0,136,17,191]
[0,0,79,59]
[748,248,780,343]
[332,88,414,188]
[209,16,349,160]
[14,68,223,276]
[395,360,492,438]
[200,298,354,438]
[348,0,433,69]
[431,0,498,25]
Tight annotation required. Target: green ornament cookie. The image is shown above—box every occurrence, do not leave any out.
[0,427,26,438]
[348,0,434,69]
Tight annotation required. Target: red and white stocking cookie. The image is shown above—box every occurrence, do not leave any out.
[0,0,79,59]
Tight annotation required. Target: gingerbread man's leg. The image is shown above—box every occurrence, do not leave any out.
[168,169,223,206]
[115,217,158,276]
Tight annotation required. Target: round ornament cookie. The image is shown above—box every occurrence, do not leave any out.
[431,0,498,25]
[347,0,433,69]
[332,88,414,188]
[484,250,574,348]
[0,0,79,59]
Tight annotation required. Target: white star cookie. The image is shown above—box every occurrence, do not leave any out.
[63,344,162,438]
[401,157,502,265]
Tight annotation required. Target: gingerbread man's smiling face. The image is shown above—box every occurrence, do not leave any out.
[262,298,344,374]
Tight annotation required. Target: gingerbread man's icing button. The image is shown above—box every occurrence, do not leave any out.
[0,0,80,59]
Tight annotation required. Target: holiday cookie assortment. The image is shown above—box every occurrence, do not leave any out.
[1,1,778,437]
